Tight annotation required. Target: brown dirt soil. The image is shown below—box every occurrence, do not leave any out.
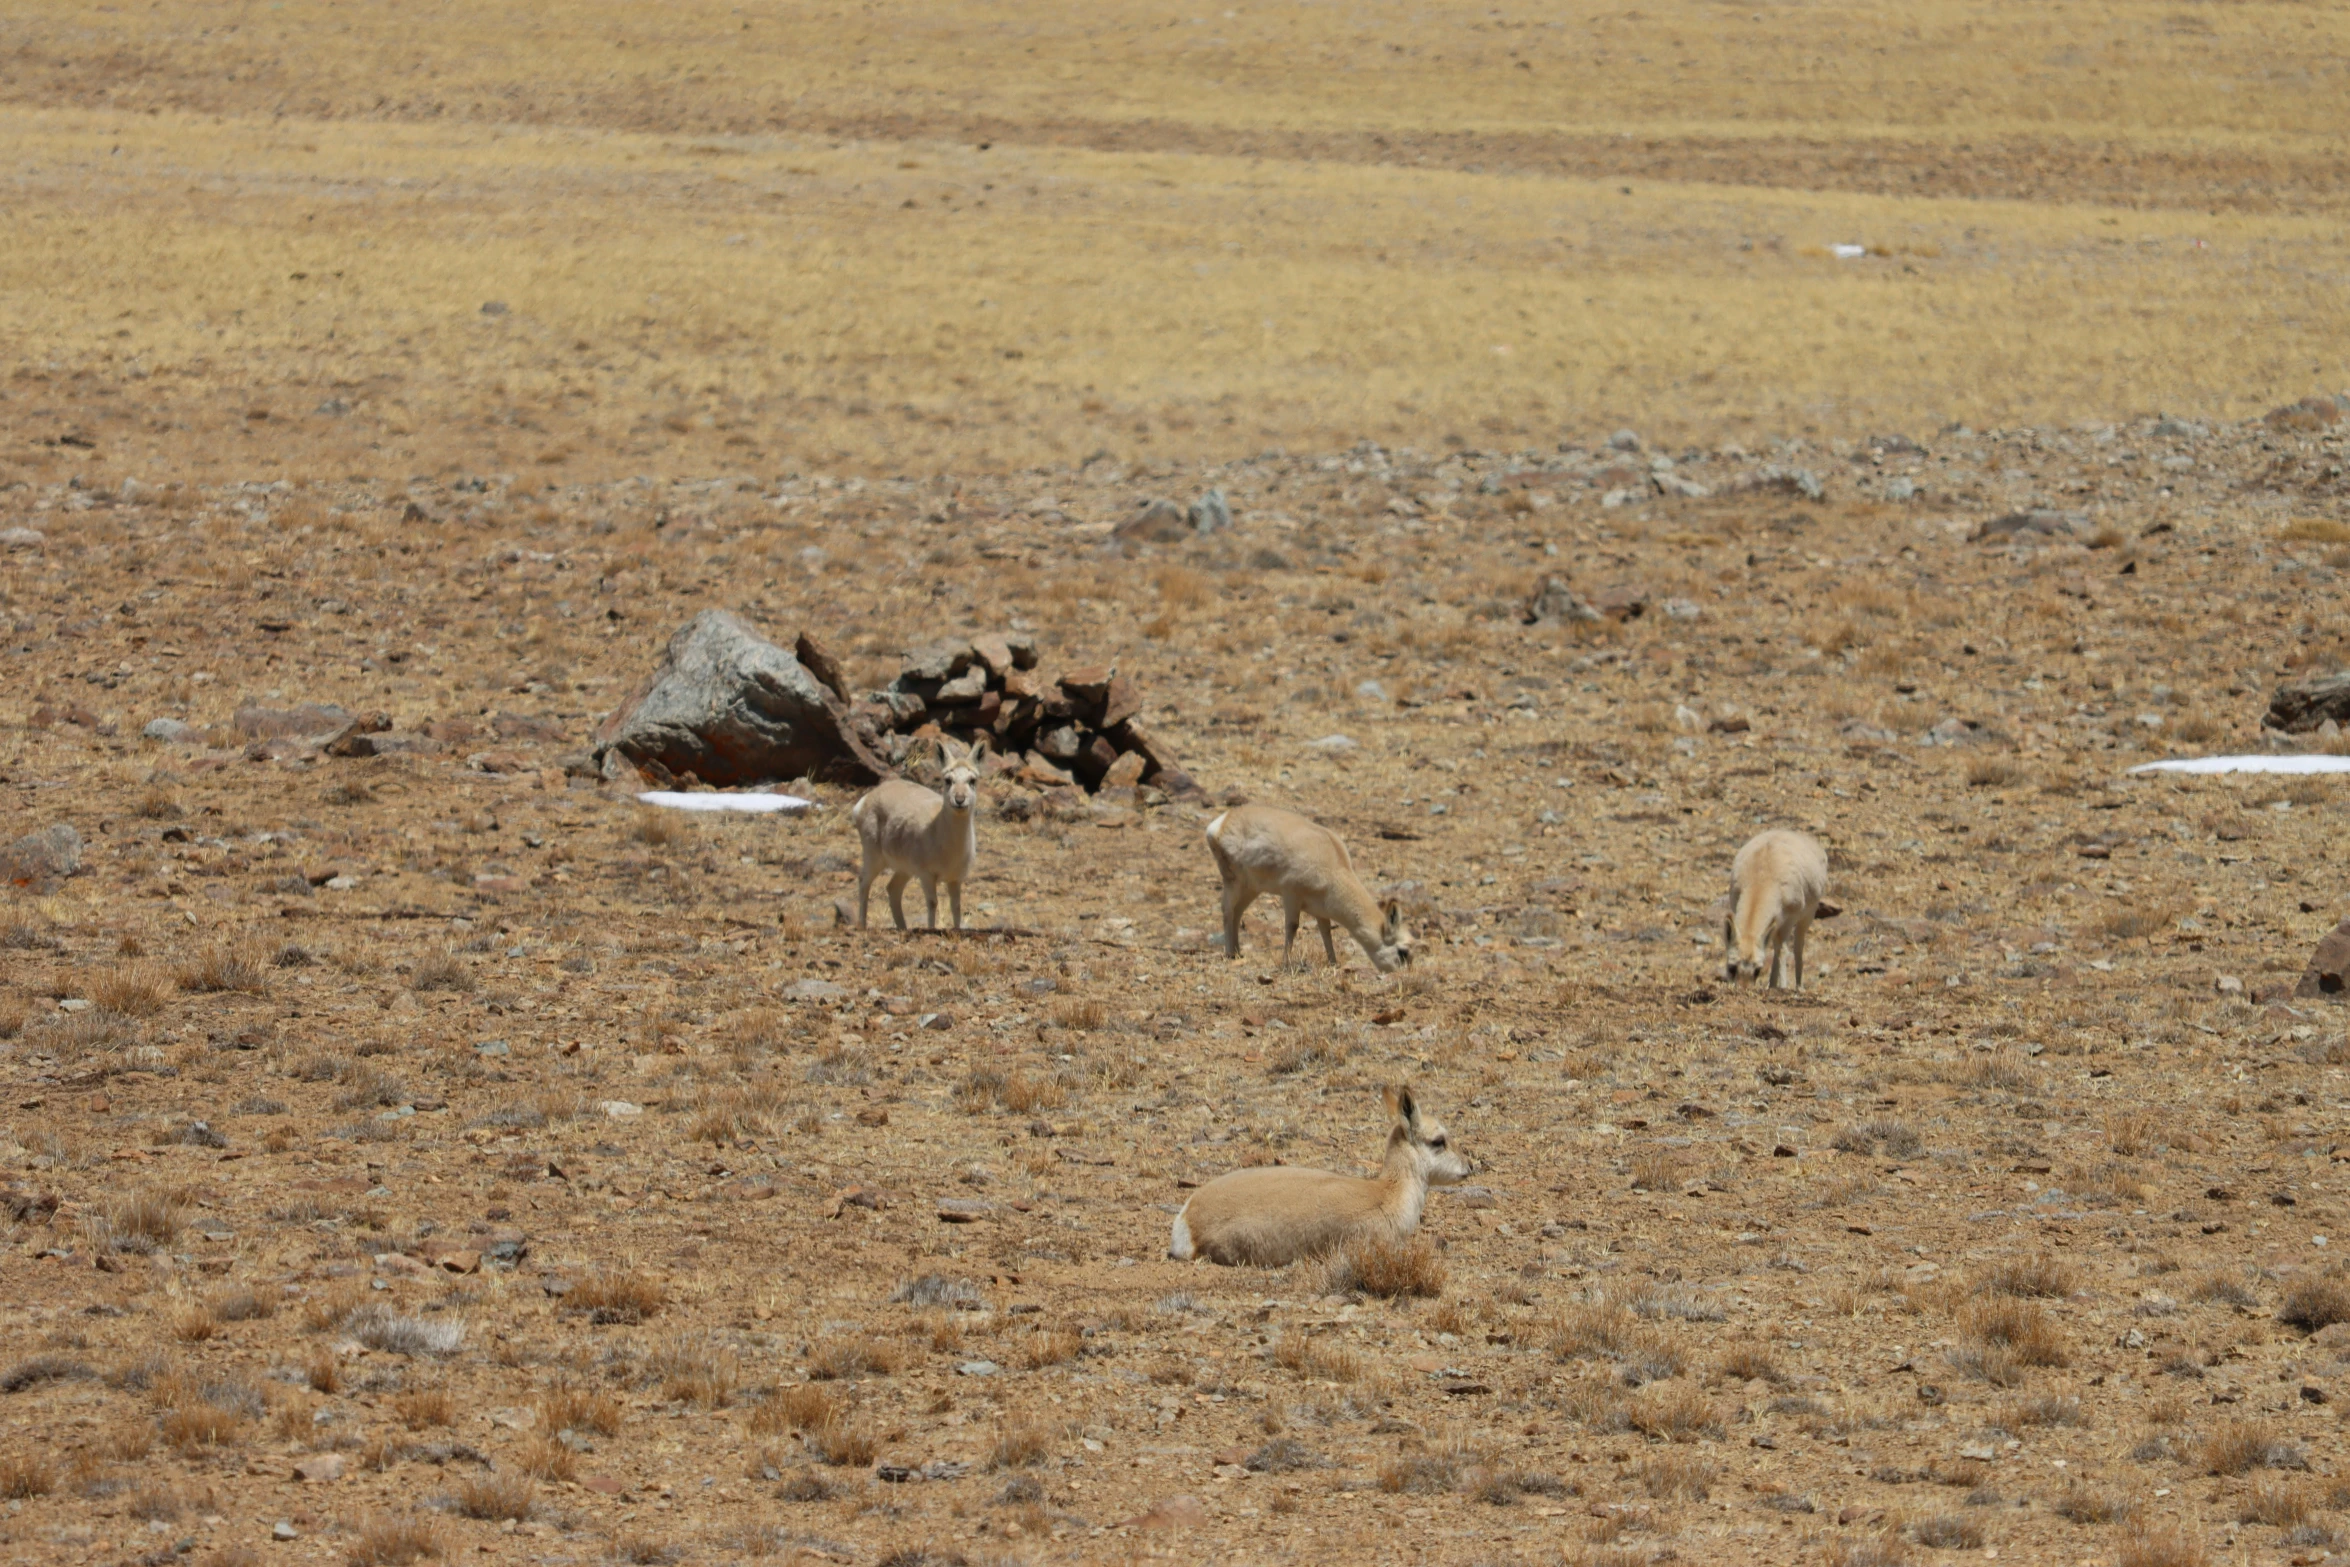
[6,3,2350,1563]
[3,411,2350,1566]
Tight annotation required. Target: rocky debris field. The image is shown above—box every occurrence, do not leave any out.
[5,396,2350,1567]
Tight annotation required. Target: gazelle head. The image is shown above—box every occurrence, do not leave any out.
[1383,1082,1472,1185]
[940,739,981,814]
[1370,898,1413,972]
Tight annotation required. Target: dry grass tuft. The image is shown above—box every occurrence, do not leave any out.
[567,1271,664,1325]
[1958,1298,2068,1367]
[2115,1521,2209,1567]
[807,1337,904,1380]
[2239,1477,2316,1527]
[1980,1254,2077,1299]
[347,1513,445,1567]
[176,946,268,995]
[91,964,173,1017]
[804,1414,879,1467]
[393,1388,455,1430]
[2200,1418,2303,1476]
[170,1302,221,1343]
[538,1382,624,1437]
[409,949,475,994]
[989,1419,1053,1470]
[650,1335,741,1408]
[1318,1235,1446,1299]
[1626,1382,1720,1442]
[2053,1484,2132,1525]
[1272,1333,1364,1384]
[94,1190,185,1254]
[452,1472,534,1521]
[2278,1274,2350,1334]
[1635,1451,1716,1499]
[1912,1514,1984,1550]
[0,1453,55,1499]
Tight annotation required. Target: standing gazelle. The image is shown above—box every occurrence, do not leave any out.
[1722,828,1831,989]
[1205,803,1411,972]
[851,739,981,932]
[1169,1084,1472,1266]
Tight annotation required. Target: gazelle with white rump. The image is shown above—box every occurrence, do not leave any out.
[1204,803,1412,972]
[1721,828,1832,989]
[1169,1084,1473,1266]
[851,738,981,933]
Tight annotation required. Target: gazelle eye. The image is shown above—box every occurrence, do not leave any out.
[1429,1136,1447,1149]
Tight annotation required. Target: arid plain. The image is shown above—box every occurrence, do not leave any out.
[6,4,2350,1566]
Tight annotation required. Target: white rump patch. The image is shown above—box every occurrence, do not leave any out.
[2127,755,2350,777]
[1168,1211,1195,1261]
[637,790,812,813]
[1204,811,1228,841]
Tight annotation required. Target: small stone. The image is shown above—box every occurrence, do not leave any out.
[598,1100,643,1119]
[1305,734,1358,755]
[1100,749,1147,790]
[293,1454,345,1482]
[957,1360,1000,1377]
[1608,429,1642,452]
[918,1012,954,1031]
[936,1198,994,1224]
[2215,975,2243,995]
[272,1521,299,1541]
[0,527,45,551]
[1957,1442,1997,1462]
[784,978,848,1003]
[1356,679,1390,703]
[142,717,198,744]
[474,1039,510,1057]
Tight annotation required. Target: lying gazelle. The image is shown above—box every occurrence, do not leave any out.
[1722,828,1834,990]
[851,738,981,932]
[1204,803,1411,972]
[1169,1084,1472,1266]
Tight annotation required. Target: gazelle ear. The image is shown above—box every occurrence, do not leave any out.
[1388,1083,1419,1130]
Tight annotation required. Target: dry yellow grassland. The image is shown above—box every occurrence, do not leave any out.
[5,0,2349,482]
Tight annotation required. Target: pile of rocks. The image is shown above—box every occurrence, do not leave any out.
[864,633,1202,802]
[588,611,1201,803]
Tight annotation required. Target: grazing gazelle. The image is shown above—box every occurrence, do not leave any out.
[851,739,981,932]
[1169,1084,1472,1266]
[1204,803,1411,972]
[1722,828,1831,989]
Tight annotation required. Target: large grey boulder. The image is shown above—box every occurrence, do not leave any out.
[1,824,82,885]
[593,611,893,787]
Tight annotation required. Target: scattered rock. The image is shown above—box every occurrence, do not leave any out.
[2269,671,2350,733]
[1521,576,1602,625]
[0,528,45,551]
[293,1454,346,1482]
[2295,917,2350,1002]
[785,978,848,1003]
[1305,734,1358,755]
[1115,497,1190,544]
[0,824,82,885]
[1972,508,2081,542]
[936,1198,994,1224]
[2265,395,2346,433]
[141,717,200,744]
[1188,487,1232,534]
[593,609,893,787]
